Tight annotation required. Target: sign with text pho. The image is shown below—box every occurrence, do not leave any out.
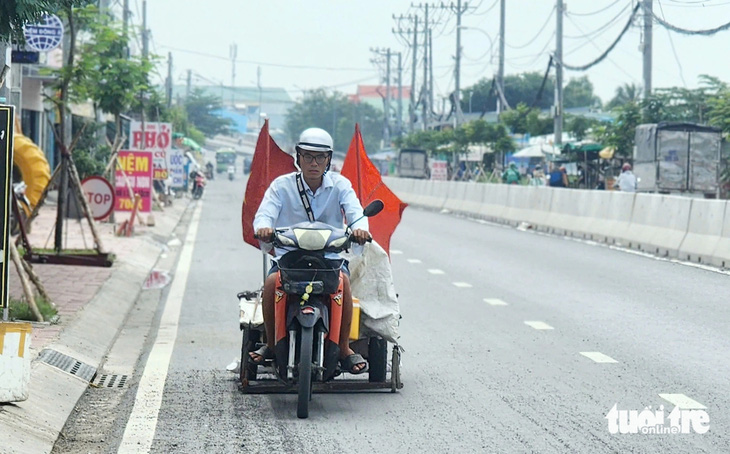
[115,150,153,213]
[0,105,15,313]
[129,122,172,180]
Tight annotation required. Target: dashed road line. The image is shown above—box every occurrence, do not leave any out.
[407,259,422,264]
[427,269,445,275]
[484,298,508,306]
[524,321,554,330]
[390,249,403,255]
[452,282,472,288]
[659,394,707,410]
[579,352,618,363]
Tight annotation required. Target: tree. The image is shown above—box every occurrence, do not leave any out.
[566,115,598,141]
[606,83,641,110]
[564,76,601,109]
[499,103,553,137]
[285,89,382,153]
[595,101,641,157]
[462,72,600,113]
[183,88,233,137]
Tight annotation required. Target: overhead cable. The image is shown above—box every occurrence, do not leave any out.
[650,6,730,34]
[567,0,623,17]
[560,3,640,71]
[506,6,555,50]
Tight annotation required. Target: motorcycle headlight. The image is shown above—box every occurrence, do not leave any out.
[329,236,348,248]
[293,229,329,250]
[276,233,296,246]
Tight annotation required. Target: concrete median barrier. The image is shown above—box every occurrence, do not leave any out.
[711,206,730,268]
[622,194,691,257]
[479,184,509,221]
[542,188,590,236]
[582,191,634,244]
[678,199,727,264]
[420,180,449,210]
[460,183,487,216]
[443,181,467,212]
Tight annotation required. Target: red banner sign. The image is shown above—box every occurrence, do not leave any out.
[115,150,153,212]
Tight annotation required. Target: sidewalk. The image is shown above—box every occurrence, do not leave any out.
[1,193,193,453]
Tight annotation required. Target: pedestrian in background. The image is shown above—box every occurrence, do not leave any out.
[529,164,546,186]
[549,165,568,188]
[502,162,521,185]
[614,163,637,192]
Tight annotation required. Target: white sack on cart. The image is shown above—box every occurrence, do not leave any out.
[343,241,400,343]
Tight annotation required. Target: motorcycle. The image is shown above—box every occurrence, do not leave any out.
[191,172,206,199]
[228,170,235,181]
[10,182,32,236]
[244,200,394,418]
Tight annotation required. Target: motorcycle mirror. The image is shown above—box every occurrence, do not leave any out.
[363,200,384,217]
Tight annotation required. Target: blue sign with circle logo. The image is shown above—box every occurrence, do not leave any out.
[23,14,64,52]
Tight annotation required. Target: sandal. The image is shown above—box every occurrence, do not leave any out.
[340,353,369,375]
[249,345,274,365]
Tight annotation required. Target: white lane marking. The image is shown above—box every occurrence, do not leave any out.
[407,259,422,264]
[484,298,508,306]
[524,321,554,330]
[427,269,445,275]
[452,282,472,288]
[390,249,403,255]
[579,352,618,363]
[118,202,203,453]
[659,394,707,410]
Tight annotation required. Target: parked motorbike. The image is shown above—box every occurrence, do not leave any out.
[248,200,385,418]
[10,182,31,236]
[191,172,206,199]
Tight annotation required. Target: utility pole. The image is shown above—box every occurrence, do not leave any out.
[123,0,129,35]
[429,27,434,123]
[230,43,237,106]
[642,0,653,99]
[497,0,506,114]
[396,51,403,138]
[257,66,262,128]
[385,48,392,147]
[166,52,173,108]
[186,69,192,98]
[422,4,430,130]
[142,0,149,59]
[393,13,420,133]
[452,0,468,126]
[554,0,564,146]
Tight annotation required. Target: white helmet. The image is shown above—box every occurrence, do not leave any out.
[296,127,334,153]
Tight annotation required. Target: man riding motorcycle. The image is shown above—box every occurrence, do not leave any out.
[251,127,371,374]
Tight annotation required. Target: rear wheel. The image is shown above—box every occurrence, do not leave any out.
[368,337,388,383]
[297,326,314,419]
[239,328,258,387]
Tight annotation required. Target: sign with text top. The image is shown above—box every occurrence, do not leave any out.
[81,176,115,221]
[129,122,172,180]
[23,14,64,52]
[1,105,15,312]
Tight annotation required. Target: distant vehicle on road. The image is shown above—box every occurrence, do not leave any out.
[216,149,237,173]
[398,148,430,179]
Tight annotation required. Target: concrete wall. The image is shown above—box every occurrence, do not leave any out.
[385,177,729,268]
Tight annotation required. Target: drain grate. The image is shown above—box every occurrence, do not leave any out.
[92,374,130,389]
[38,349,97,382]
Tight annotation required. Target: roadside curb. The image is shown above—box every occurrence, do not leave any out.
[0,200,194,454]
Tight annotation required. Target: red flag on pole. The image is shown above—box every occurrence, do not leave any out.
[341,124,407,256]
[241,120,297,248]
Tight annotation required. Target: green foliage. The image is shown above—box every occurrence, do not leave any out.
[595,101,641,157]
[395,120,514,157]
[564,76,602,109]
[285,89,382,152]
[566,115,598,141]
[70,117,111,179]
[606,83,641,110]
[499,103,552,137]
[462,72,600,113]
[9,295,57,322]
[184,88,233,137]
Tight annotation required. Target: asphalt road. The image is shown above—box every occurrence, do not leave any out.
[55,173,730,453]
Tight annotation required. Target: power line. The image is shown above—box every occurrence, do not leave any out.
[566,0,623,17]
[560,3,641,71]
[657,0,688,86]
[564,3,631,39]
[506,6,555,49]
[650,6,730,34]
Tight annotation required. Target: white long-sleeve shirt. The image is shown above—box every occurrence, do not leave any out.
[253,172,368,258]
[615,170,637,192]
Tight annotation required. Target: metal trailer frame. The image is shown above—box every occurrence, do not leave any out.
[236,286,403,395]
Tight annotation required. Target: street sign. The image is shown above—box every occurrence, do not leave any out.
[11,51,40,64]
[81,176,115,221]
[23,14,64,52]
[130,122,172,180]
[430,160,448,181]
[1,105,15,314]
[115,150,153,213]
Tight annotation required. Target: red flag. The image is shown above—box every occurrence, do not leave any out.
[241,120,297,248]
[341,124,407,256]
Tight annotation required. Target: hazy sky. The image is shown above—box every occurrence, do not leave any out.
[142,0,730,107]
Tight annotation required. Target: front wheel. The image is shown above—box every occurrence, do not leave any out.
[297,326,313,419]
